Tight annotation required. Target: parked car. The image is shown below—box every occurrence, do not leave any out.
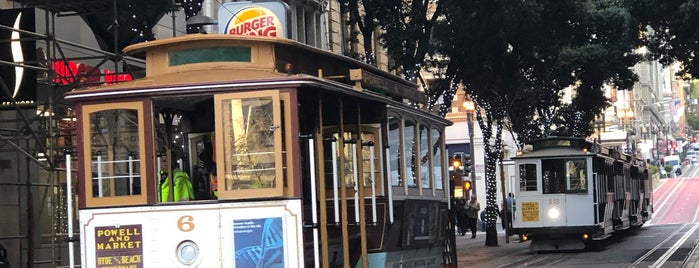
[687,150,699,164]
[663,155,682,177]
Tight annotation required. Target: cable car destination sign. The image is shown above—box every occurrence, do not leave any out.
[218,1,289,38]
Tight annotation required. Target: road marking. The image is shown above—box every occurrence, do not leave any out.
[495,251,539,268]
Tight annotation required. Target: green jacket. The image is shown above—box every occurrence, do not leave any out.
[161,168,194,202]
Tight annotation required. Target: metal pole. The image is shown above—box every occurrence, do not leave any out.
[467,111,476,196]
[666,126,670,155]
[171,0,177,37]
[66,153,75,268]
[499,152,509,243]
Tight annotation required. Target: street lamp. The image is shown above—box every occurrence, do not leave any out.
[652,125,660,161]
[665,125,671,155]
[463,96,476,196]
[618,107,635,154]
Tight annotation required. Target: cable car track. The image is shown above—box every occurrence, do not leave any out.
[629,223,699,267]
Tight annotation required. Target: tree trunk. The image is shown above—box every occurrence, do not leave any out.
[485,221,499,246]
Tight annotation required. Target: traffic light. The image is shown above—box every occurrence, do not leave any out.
[462,154,472,176]
[463,179,472,191]
[451,154,462,169]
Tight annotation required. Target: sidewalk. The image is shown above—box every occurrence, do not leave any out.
[453,229,531,267]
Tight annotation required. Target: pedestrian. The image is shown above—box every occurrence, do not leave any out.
[455,198,469,236]
[505,192,515,232]
[466,195,480,238]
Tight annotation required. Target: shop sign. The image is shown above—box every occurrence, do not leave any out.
[219,1,289,38]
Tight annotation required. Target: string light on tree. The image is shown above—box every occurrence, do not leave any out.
[438,83,459,117]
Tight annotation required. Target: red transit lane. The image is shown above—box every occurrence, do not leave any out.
[650,167,699,225]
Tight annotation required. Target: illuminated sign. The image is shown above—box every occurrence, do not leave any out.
[51,60,133,85]
[0,8,36,105]
[219,1,289,38]
[227,7,282,36]
[94,224,143,268]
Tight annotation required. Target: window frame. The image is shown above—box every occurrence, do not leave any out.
[321,125,384,198]
[564,158,588,193]
[430,127,446,193]
[541,158,588,194]
[214,90,284,199]
[81,101,148,207]
[518,162,539,193]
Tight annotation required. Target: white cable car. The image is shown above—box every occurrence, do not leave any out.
[511,137,652,251]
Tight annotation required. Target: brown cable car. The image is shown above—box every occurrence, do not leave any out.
[68,34,455,267]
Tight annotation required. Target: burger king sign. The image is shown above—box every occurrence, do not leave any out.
[219,1,289,38]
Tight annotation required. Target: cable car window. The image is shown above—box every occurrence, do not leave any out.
[338,131,357,188]
[169,46,252,66]
[519,163,537,191]
[541,158,587,194]
[360,130,380,190]
[404,118,417,187]
[388,114,402,186]
[215,91,284,198]
[89,108,142,198]
[565,159,587,191]
[419,124,430,190]
[542,159,565,194]
[432,128,444,190]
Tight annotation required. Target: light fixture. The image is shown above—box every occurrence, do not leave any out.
[463,97,475,112]
[547,207,560,219]
[176,240,200,265]
[186,14,216,33]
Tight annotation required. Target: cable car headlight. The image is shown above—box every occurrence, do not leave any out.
[176,240,199,265]
[548,207,560,219]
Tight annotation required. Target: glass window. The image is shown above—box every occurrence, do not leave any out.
[541,158,587,194]
[519,163,537,192]
[419,124,430,189]
[360,131,380,190]
[169,46,252,66]
[404,118,416,187]
[324,128,383,196]
[82,101,148,208]
[542,159,565,194]
[78,102,148,207]
[216,92,283,198]
[89,109,142,198]
[340,132,356,188]
[565,159,587,191]
[432,128,444,190]
[388,115,402,186]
